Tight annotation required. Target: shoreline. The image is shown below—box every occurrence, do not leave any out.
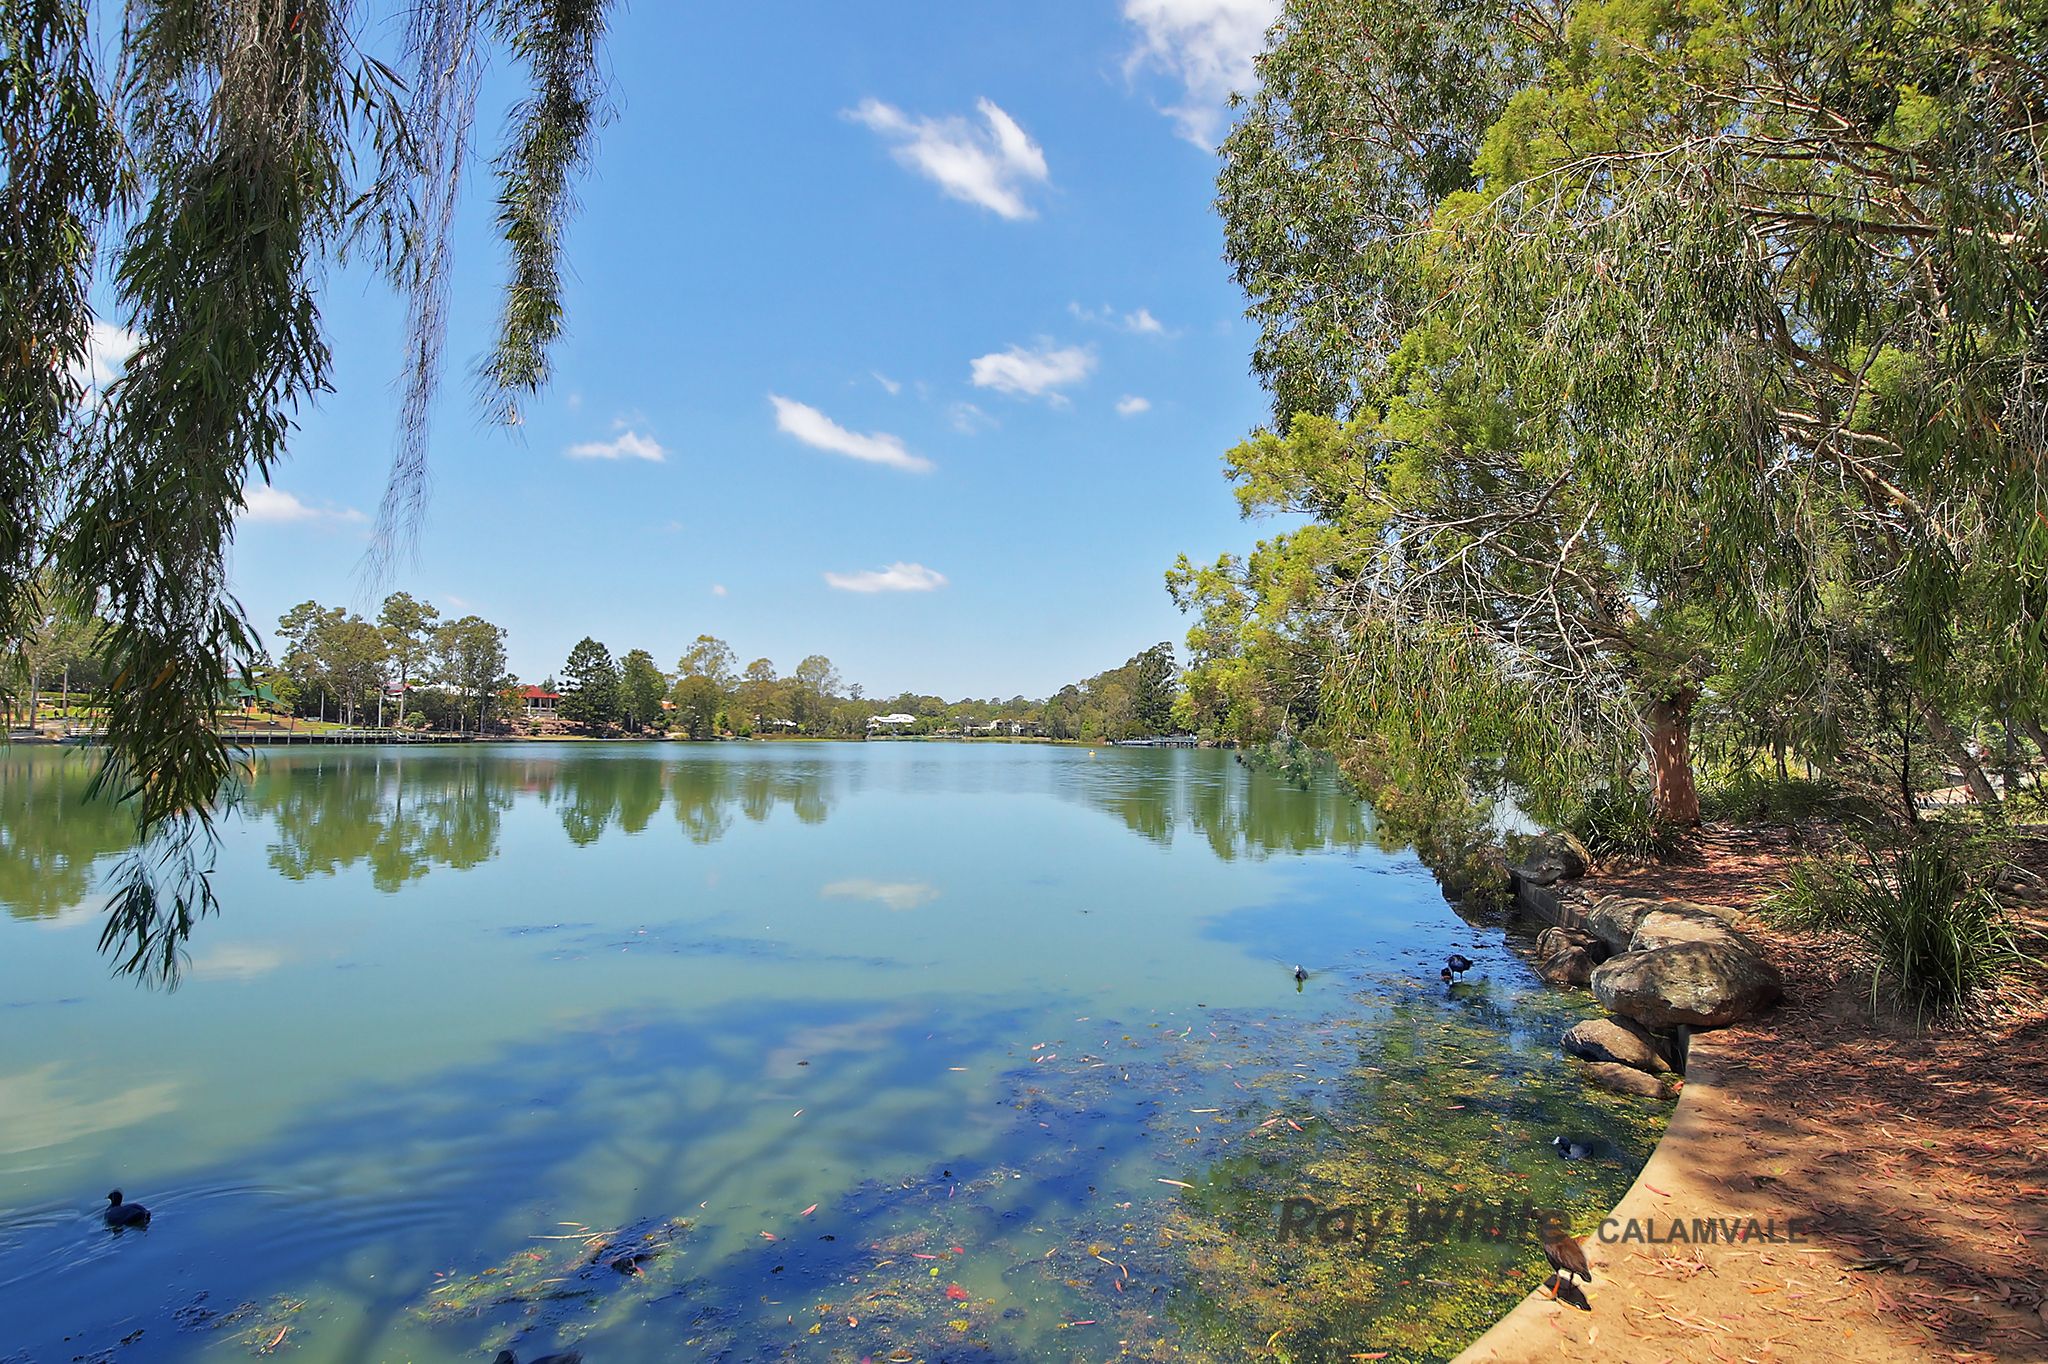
[1453,825,2048,1363]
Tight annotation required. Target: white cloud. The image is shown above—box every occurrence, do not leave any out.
[188,943,288,982]
[847,96,1050,220]
[873,371,902,396]
[822,879,940,912]
[445,593,471,609]
[824,562,948,594]
[771,395,932,473]
[1123,0,1280,145]
[238,485,367,526]
[949,402,997,435]
[566,428,666,462]
[711,583,728,597]
[969,342,1096,403]
[70,322,140,396]
[1069,301,1169,335]
[1116,395,1153,417]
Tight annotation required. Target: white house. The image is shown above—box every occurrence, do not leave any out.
[866,713,918,730]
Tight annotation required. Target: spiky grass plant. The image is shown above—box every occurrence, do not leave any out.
[1769,834,2025,1021]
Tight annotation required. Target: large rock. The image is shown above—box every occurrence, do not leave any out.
[1538,946,1596,987]
[1537,925,1609,963]
[1580,1060,1677,1099]
[1629,903,1752,953]
[1562,1017,1671,1073]
[1584,896,1656,955]
[1508,830,1592,883]
[1592,942,1783,1029]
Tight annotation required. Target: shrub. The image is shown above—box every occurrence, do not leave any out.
[1699,770,1840,824]
[1569,783,1684,859]
[1767,833,2025,1019]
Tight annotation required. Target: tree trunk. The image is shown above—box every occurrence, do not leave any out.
[1917,699,1999,805]
[2019,715,2048,763]
[1645,691,1701,825]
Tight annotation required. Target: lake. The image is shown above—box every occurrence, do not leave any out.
[0,742,1660,1363]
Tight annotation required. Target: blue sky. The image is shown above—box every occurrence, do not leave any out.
[123,3,1289,699]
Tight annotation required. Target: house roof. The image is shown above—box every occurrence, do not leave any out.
[520,685,560,700]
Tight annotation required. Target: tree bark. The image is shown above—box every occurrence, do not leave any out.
[2019,715,2048,763]
[1646,691,1701,825]
[1917,699,1999,805]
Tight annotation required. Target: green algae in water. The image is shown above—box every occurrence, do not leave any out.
[413,1215,694,1350]
[1159,978,1666,1363]
[393,980,1661,1364]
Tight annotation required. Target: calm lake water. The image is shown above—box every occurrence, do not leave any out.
[0,743,1660,1363]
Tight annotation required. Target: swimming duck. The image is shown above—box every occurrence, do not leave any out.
[1292,965,1308,983]
[1445,953,1475,980]
[103,1190,150,1227]
[1538,1215,1591,1299]
[493,1351,583,1364]
[1552,1136,1593,1161]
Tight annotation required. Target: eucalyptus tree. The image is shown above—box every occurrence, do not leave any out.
[617,647,668,733]
[1438,0,2048,810]
[435,614,510,733]
[377,592,441,725]
[3,0,616,977]
[671,635,736,739]
[790,654,841,732]
[1198,0,2047,837]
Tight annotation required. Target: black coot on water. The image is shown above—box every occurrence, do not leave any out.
[103,1191,150,1227]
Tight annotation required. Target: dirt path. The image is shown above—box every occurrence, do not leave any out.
[1456,825,2048,1363]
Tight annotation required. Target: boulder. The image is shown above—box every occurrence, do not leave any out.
[1584,896,1656,955]
[1592,942,1783,1029]
[1537,925,1608,963]
[1580,1061,1677,1099]
[1628,903,1753,953]
[1532,831,1592,879]
[1562,1017,1671,1073]
[1507,830,1592,881]
[1538,946,1596,987]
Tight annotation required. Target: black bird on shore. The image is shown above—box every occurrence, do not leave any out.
[1440,967,1455,986]
[1444,953,1475,980]
[1538,1215,1592,1301]
[103,1190,150,1228]
[1552,1136,1594,1161]
[493,1351,582,1364]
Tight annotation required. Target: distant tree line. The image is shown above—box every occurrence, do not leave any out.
[226,600,1186,744]
[263,593,509,733]
[544,635,1184,743]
